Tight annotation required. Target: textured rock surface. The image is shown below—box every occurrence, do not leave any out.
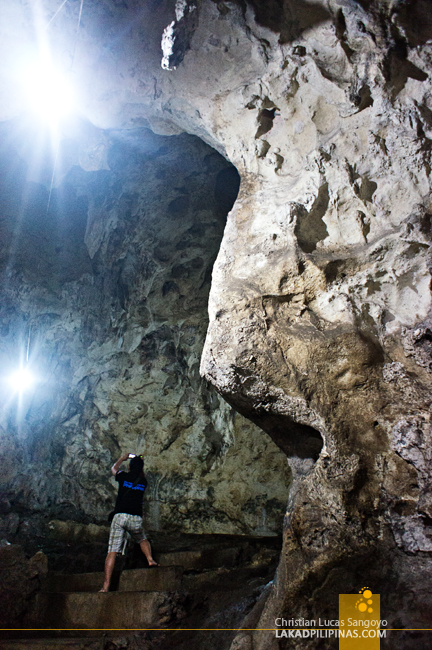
[0,544,47,626]
[1,0,432,646]
[0,123,290,561]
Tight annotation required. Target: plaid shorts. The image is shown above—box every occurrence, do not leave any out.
[108,513,147,553]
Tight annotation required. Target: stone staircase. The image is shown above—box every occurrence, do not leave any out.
[27,547,231,630]
[42,565,182,594]
[2,535,281,649]
[29,569,183,629]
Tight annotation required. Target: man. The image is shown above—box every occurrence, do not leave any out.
[99,452,158,593]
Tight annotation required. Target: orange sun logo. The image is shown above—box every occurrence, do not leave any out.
[355,587,374,614]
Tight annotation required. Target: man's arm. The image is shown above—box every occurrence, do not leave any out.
[111,453,130,477]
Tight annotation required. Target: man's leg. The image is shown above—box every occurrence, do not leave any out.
[139,539,158,566]
[99,551,117,592]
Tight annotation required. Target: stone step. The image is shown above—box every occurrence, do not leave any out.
[26,590,183,629]
[43,566,181,593]
[156,545,240,570]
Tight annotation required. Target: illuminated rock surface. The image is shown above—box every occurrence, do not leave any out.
[1,0,432,647]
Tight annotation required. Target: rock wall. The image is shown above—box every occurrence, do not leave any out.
[1,0,432,645]
[0,544,47,627]
[0,122,290,560]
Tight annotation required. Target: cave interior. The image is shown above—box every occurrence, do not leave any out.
[1,0,432,649]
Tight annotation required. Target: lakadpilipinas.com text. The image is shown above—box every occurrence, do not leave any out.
[275,618,387,639]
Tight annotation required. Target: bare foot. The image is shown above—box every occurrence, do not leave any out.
[99,587,109,592]
[148,559,159,567]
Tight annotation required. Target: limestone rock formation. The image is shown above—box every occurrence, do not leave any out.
[1,0,432,646]
[0,122,290,564]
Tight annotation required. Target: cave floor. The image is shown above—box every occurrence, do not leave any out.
[2,533,281,650]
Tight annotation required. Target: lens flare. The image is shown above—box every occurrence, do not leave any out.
[20,59,75,124]
[8,367,35,393]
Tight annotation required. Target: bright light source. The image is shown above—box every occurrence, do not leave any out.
[21,59,76,124]
[8,367,36,393]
